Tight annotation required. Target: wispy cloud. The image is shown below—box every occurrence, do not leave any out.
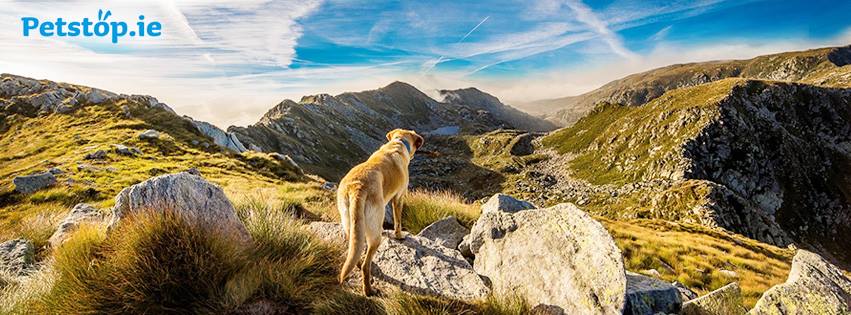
[563,0,638,60]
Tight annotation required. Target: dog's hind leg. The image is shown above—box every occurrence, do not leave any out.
[361,221,382,296]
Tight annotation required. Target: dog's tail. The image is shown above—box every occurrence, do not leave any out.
[339,190,365,284]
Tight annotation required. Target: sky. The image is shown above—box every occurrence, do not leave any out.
[1,0,850,127]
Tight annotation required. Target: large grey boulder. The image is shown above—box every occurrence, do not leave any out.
[481,193,536,215]
[750,250,851,315]
[468,203,626,314]
[0,239,34,276]
[49,204,103,247]
[306,222,489,300]
[108,172,250,242]
[417,216,469,249]
[185,117,248,153]
[681,282,746,315]
[673,281,699,301]
[13,171,56,194]
[624,271,682,315]
[138,129,160,140]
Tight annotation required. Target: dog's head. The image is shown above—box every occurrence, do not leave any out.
[386,129,424,156]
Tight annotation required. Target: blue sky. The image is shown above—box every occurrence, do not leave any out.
[1,0,849,126]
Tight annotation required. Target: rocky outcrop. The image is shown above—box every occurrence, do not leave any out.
[371,234,490,300]
[681,282,746,315]
[184,117,248,153]
[0,239,34,276]
[416,216,468,249]
[481,193,536,215]
[624,272,682,315]
[467,203,626,314]
[750,250,851,315]
[439,88,556,132]
[13,171,56,194]
[49,203,103,247]
[673,281,699,301]
[108,172,250,242]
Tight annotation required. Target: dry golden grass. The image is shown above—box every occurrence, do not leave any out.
[600,218,793,307]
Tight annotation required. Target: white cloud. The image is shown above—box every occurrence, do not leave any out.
[563,0,638,60]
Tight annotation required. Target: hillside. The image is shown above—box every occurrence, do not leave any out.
[521,45,851,125]
[526,78,851,267]
[229,82,554,180]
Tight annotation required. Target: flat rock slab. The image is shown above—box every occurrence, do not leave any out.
[751,249,851,315]
[417,216,469,249]
[624,271,682,315]
[13,171,56,194]
[468,203,626,315]
[681,282,746,315]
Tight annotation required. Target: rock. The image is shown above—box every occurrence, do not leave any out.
[269,153,304,175]
[468,203,626,314]
[185,167,201,176]
[47,167,63,175]
[83,88,116,104]
[508,133,535,156]
[480,193,536,215]
[673,281,699,301]
[681,282,746,315]
[639,269,661,278]
[321,182,337,191]
[108,172,250,242]
[750,250,851,315]
[138,129,160,140]
[84,150,107,160]
[624,271,682,315]
[13,171,56,194]
[0,239,34,276]
[371,234,490,300]
[184,117,248,153]
[49,204,103,247]
[719,269,738,279]
[307,221,345,245]
[113,144,141,156]
[416,216,469,249]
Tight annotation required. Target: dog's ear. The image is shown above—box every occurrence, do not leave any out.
[412,133,424,150]
[386,129,399,141]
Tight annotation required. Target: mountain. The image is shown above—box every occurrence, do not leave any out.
[506,78,851,267]
[521,45,851,126]
[229,82,555,180]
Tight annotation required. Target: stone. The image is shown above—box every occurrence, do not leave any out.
[750,250,851,315]
[185,117,248,153]
[305,222,489,300]
[113,144,141,156]
[681,282,746,315]
[13,171,56,194]
[371,234,490,300]
[624,271,682,315]
[673,281,699,301]
[719,269,738,279]
[480,193,536,215]
[84,150,107,160]
[268,153,304,175]
[138,129,160,140]
[49,203,103,247]
[0,239,34,276]
[416,216,469,249]
[468,203,626,314]
[47,167,63,175]
[108,172,250,242]
[321,182,337,191]
[508,133,535,156]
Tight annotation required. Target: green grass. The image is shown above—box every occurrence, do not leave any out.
[399,190,480,234]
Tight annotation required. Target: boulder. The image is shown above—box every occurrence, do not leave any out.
[108,172,250,242]
[372,234,490,300]
[468,203,626,314]
[416,216,469,249]
[268,153,304,175]
[113,144,141,156]
[508,133,534,156]
[673,281,699,301]
[84,150,107,160]
[681,282,746,315]
[49,203,103,247]
[624,271,682,315]
[185,117,248,153]
[0,239,34,276]
[47,167,63,175]
[750,250,851,315]
[13,171,56,194]
[138,129,160,140]
[305,222,489,300]
[481,193,536,215]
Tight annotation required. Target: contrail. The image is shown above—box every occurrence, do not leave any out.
[459,16,490,43]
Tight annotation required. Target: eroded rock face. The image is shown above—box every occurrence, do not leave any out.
[0,239,34,276]
[481,193,537,215]
[416,216,469,249]
[681,282,746,315]
[108,172,250,242]
[750,250,851,315]
[184,117,248,153]
[49,203,103,247]
[13,171,56,194]
[468,203,626,314]
[624,272,682,315]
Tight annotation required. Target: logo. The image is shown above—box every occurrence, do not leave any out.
[21,9,162,44]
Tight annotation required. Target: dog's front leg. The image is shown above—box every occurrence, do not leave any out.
[391,194,404,239]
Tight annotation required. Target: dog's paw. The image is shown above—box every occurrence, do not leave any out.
[392,231,406,240]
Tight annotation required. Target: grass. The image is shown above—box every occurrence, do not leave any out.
[600,218,793,307]
[401,190,480,234]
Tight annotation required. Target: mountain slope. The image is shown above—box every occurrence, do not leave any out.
[524,45,851,125]
[229,82,555,180]
[534,78,851,266]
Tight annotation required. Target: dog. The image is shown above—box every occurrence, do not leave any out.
[337,128,424,296]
